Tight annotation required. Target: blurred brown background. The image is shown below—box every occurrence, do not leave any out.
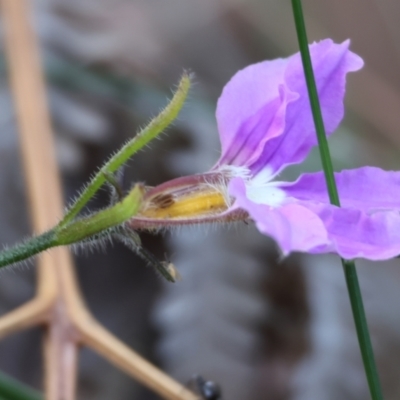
[0,0,400,399]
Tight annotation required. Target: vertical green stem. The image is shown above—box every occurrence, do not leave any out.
[290,1,383,399]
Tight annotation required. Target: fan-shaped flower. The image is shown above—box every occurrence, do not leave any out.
[131,39,400,260]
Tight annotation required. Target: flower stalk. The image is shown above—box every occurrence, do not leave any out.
[59,72,191,227]
[0,184,143,268]
[0,73,191,272]
[291,1,384,399]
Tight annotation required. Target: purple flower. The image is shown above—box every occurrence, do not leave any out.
[132,39,400,260]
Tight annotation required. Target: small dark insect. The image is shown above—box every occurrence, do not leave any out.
[151,193,175,208]
[191,375,222,400]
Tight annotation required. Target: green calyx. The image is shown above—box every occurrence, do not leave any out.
[56,185,143,245]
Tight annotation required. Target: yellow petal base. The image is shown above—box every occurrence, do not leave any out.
[140,190,227,219]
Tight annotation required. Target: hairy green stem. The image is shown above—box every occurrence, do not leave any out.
[0,185,143,268]
[0,231,56,268]
[0,75,190,268]
[59,73,191,227]
[56,185,143,244]
[290,1,383,399]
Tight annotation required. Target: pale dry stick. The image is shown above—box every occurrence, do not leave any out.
[0,0,200,399]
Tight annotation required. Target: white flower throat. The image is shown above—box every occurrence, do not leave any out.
[230,166,287,207]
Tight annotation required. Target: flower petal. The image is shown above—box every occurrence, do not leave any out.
[229,177,329,255]
[282,167,400,211]
[216,39,363,176]
[230,176,400,260]
[216,57,289,162]
[216,85,297,167]
[307,204,400,260]
[250,39,363,175]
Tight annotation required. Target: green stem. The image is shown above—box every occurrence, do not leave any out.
[59,73,191,227]
[0,74,190,268]
[290,1,383,400]
[56,185,143,245]
[342,259,383,399]
[0,231,56,268]
[0,185,143,268]
[0,371,43,400]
